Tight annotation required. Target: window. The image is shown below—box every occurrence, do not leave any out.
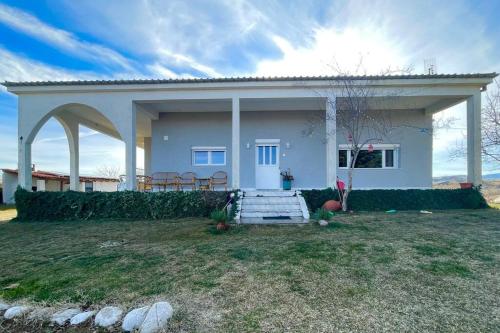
[192,147,226,166]
[338,144,399,169]
[339,150,348,168]
[85,181,93,192]
[257,145,278,166]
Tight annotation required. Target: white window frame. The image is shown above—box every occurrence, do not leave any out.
[192,146,227,166]
[338,144,399,169]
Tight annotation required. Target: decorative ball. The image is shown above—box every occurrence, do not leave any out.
[322,200,342,211]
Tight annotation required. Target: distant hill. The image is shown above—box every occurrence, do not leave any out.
[433,173,500,184]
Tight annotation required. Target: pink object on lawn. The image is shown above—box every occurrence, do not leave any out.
[336,178,345,191]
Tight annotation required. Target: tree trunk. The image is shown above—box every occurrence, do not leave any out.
[342,167,353,211]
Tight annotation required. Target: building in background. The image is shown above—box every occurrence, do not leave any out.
[1,168,119,204]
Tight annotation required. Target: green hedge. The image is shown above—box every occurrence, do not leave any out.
[15,188,231,221]
[301,188,488,211]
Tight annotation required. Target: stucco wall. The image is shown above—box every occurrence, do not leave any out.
[151,109,432,189]
[2,173,18,204]
[336,109,433,189]
[151,110,326,189]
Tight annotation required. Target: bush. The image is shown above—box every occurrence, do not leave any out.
[210,209,227,223]
[312,208,334,221]
[301,188,488,211]
[15,187,232,221]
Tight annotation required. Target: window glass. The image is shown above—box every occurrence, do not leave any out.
[339,150,347,167]
[353,150,382,168]
[258,146,264,165]
[211,151,225,165]
[194,151,209,165]
[264,146,270,165]
[271,146,277,165]
[385,149,394,167]
[85,181,93,192]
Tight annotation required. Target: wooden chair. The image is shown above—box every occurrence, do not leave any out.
[142,176,153,192]
[210,171,228,191]
[151,172,168,191]
[178,172,197,191]
[165,172,180,191]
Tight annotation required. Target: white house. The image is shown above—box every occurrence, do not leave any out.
[2,74,497,193]
[1,168,119,204]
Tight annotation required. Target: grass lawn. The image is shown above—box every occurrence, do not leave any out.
[0,205,16,222]
[0,210,499,332]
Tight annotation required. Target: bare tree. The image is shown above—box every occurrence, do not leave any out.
[450,79,500,163]
[308,60,418,211]
[326,76,395,211]
[482,80,500,162]
[95,165,121,179]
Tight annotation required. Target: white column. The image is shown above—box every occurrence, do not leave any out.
[18,139,32,190]
[466,91,482,185]
[66,120,80,191]
[56,116,80,191]
[144,137,152,176]
[125,105,137,190]
[326,98,337,188]
[232,97,240,189]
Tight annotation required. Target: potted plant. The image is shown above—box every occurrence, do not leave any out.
[313,208,334,226]
[459,182,473,189]
[210,209,229,231]
[280,169,294,190]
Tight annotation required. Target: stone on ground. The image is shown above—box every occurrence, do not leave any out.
[122,306,150,332]
[139,302,173,333]
[0,302,10,311]
[51,308,81,325]
[27,307,54,321]
[70,310,95,325]
[319,219,328,226]
[3,306,31,319]
[94,306,123,327]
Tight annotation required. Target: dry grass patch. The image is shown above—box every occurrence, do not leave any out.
[0,209,499,332]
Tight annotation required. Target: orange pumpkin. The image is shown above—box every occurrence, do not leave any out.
[322,200,342,211]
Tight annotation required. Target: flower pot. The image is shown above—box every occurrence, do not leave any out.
[460,182,473,189]
[283,179,292,190]
[216,222,229,231]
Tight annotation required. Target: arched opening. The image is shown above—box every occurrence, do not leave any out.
[21,103,128,192]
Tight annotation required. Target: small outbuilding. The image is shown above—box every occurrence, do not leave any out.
[1,168,119,204]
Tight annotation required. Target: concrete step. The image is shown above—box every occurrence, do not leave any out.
[241,203,301,211]
[240,211,303,218]
[244,191,296,197]
[240,217,307,224]
[243,197,298,204]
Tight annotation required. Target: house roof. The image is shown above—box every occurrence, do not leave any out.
[2,73,497,87]
[1,169,119,183]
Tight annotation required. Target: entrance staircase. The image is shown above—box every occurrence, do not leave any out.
[236,190,310,224]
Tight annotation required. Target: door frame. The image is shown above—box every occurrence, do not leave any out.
[255,139,281,189]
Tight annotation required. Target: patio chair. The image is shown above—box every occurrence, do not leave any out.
[178,172,197,191]
[151,172,168,191]
[165,172,181,191]
[210,171,228,191]
[142,176,153,192]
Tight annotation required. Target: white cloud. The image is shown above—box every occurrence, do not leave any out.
[0,3,136,72]
[253,27,411,77]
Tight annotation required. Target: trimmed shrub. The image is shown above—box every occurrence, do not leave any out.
[15,188,231,221]
[301,188,488,211]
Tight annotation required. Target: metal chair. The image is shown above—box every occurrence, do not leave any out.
[178,172,197,191]
[210,171,228,191]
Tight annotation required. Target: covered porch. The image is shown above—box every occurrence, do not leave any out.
[5,74,492,192]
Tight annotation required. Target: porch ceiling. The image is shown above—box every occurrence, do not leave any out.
[136,97,326,112]
[136,95,466,114]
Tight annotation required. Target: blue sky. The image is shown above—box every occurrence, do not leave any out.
[0,0,499,177]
